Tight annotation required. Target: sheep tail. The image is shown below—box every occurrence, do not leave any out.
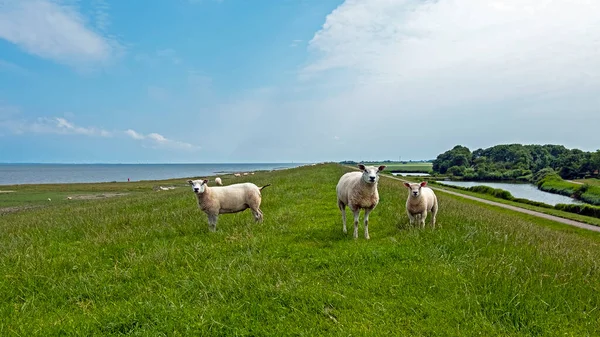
[259,184,271,191]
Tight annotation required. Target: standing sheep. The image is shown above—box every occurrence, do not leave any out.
[403,181,438,229]
[187,179,270,232]
[214,177,223,186]
[336,164,386,239]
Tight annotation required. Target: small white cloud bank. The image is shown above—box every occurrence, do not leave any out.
[0,114,199,152]
[124,129,200,151]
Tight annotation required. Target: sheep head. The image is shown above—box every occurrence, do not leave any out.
[187,179,209,194]
[404,181,427,197]
[357,164,386,184]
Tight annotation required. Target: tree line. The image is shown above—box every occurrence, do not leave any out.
[432,144,600,181]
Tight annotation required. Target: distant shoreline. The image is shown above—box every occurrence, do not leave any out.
[0,163,308,186]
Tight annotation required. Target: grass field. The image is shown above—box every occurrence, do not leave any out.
[364,162,433,173]
[575,178,600,187]
[2,163,600,335]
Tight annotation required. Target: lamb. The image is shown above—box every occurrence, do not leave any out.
[336,164,386,239]
[187,179,271,232]
[403,181,438,229]
[214,177,223,186]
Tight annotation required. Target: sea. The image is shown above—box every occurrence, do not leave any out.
[0,163,306,185]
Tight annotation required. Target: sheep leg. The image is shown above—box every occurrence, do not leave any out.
[407,211,415,226]
[352,208,360,239]
[364,208,372,240]
[251,207,263,223]
[431,205,438,229]
[207,214,218,232]
[338,200,347,234]
[420,210,427,229]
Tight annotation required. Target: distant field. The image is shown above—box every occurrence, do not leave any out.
[2,163,600,335]
[575,178,600,186]
[363,162,433,173]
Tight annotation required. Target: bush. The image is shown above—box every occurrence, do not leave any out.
[555,203,600,218]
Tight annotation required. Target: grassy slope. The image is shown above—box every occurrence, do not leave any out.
[575,178,600,187]
[1,164,600,336]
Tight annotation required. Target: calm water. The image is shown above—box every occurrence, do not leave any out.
[436,180,582,206]
[392,172,431,177]
[0,163,305,185]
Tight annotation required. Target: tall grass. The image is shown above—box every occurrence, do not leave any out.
[1,164,600,335]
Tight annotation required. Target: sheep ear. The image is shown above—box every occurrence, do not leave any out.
[203,179,209,185]
[187,180,193,185]
[357,164,366,170]
[378,165,386,171]
[420,181,427,187]
[403,182,410,188]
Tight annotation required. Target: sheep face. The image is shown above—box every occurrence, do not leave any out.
[187,179,209,194]
[404,181,428,197]
[357,164,386,184]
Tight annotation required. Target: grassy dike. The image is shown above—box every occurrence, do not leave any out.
[1,163,600,335]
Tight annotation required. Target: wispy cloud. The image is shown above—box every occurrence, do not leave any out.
[1,115,200,151]
[90,0,111,32]
[0,0,122,69]
[135,48,182,67]
[290,39,303,47]
[20,117,113,137]
[124,129,200,151]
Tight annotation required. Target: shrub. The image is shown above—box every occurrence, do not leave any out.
[555,203,600,219]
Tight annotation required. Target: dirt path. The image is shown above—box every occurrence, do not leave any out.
[343,165,600,233]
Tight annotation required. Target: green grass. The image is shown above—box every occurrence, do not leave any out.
[575,178,600,187]
[2,163,600,335]
[363,162,433,173]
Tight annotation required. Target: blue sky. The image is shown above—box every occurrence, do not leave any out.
[1,0,599,163]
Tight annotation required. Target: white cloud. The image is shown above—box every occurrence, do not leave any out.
[0,0,122,68]
[304,0,600,97]
[285,0,600,158]
[124,129,200,151]
[1,114,199,152]
[125,129,144,140]
[290,39,303,47]
[24,117,113,137]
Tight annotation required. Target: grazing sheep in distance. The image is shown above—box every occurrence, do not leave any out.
[234,173,241,177]
[214,177,223,186]
[403,181,438,229]
[336,164,386,239]
[187,179,271,232]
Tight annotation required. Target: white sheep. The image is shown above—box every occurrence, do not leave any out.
[214,177,223,186]
[336,164,386,239]
[403,181,438,229]
[234,173,241,177]
[187,179,271,232]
